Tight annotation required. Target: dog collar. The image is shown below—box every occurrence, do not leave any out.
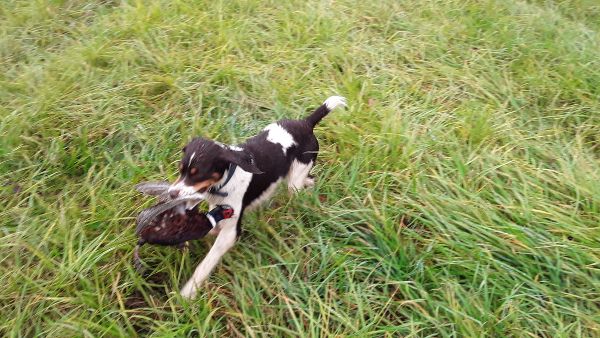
[208,163,237,197]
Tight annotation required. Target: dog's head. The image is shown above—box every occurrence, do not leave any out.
[168,137,262,198]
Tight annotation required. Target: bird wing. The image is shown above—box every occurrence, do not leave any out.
[135,194,206,235]
[134,181,171,196]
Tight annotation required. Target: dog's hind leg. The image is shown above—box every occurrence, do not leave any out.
[179,217,238,299]
[287,160,314,192]
[288,132,319,192]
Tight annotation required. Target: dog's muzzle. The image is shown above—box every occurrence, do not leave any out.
[168,181,202,200]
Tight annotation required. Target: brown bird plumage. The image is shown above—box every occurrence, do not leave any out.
[134,205,234,270]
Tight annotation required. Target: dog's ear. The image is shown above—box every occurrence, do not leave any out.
[221,149,263,174]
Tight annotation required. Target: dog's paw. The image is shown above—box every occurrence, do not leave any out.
[303,177,315,188]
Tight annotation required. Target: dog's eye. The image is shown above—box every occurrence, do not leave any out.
[190,167,198,175]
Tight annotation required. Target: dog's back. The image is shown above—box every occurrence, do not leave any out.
[240,96,347,210]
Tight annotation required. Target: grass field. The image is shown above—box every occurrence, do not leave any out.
[1,0,599,336]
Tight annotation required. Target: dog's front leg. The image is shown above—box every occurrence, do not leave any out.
[180,217,237,299]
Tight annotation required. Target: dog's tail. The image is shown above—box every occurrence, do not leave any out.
[305,96,347,127]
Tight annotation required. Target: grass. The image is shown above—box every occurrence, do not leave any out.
[1,0,599,336]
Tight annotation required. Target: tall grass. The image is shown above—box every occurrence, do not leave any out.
[1,0,599,336]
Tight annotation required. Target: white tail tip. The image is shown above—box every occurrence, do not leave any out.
[323,96,347,110]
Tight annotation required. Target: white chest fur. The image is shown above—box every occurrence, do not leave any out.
[206,168,253,211]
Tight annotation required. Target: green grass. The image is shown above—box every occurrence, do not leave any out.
[1,0,599,336]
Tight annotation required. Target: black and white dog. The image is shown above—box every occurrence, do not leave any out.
[167,96,346,298]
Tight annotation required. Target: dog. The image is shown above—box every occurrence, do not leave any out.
[168,96,346,298]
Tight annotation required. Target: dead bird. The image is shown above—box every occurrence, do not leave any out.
[133,181,234,270]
